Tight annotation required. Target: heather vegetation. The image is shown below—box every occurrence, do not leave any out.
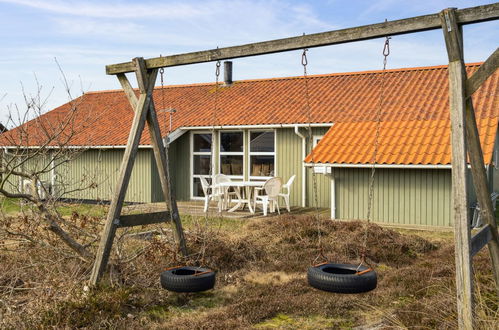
[1,205,498,329]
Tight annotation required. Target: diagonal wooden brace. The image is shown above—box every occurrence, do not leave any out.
[89,57,186,286]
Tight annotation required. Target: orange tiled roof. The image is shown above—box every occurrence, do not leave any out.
[304,64,499,165]
[1,63,498,165]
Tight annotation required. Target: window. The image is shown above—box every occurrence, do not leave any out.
[192,133,212,198]
[249,131,275,179]
[219,131,244,178]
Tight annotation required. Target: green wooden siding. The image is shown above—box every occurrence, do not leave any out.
[168,132,191,200]
[276,127,330,208]
[56,149,154,203]
[276,128,304,207]
[333,168,453,227]
[306,127,330,208]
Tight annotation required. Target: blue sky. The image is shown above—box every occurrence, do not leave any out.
[0,0,497,126]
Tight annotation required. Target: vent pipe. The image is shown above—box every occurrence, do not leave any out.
[224,61,233,85]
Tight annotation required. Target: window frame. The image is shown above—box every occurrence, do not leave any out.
[190,131,213,200]
[218,130,245,180]
[248,129,276,181]
[313,135,323,148]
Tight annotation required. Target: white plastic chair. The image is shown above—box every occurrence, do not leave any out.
[254,177,282,216]
[279,175,296,212]
[213,174,237,211]
[199,177,223,212]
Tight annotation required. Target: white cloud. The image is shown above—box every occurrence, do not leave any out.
[0,0,205,18]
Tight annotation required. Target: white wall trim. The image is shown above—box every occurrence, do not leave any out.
[294,126,307,207]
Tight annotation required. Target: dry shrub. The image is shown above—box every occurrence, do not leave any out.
[1,213,497,329]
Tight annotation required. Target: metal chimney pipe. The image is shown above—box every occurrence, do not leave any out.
[224,61,233,85]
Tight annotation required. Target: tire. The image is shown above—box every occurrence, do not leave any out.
[160,266,216,293]
[307,263,377,294]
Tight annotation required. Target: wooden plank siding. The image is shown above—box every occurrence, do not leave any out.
[306,127,331,208]
[167,132,191,201]
[276,128,305,207]
[333,168,454,227]
[56,149,154,203]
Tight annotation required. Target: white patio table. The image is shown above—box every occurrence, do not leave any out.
[216,180,265,213]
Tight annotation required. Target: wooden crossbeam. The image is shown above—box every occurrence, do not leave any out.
[466,47,499,97]
[471,225,493,257]
[105,3,499,75]
[118,211,171,228]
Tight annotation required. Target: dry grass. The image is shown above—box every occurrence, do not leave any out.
[1,213,498,329]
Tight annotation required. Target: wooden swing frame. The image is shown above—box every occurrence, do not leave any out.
[91,4,499,329]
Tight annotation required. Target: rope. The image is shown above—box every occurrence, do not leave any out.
[301,48,326,264]
[358,35,391,271]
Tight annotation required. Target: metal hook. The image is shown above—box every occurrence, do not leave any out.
[301,49,308,67]
[215,60,221,77]
[383,36,391,57]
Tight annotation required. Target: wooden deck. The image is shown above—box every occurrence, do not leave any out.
[123,201,329,219]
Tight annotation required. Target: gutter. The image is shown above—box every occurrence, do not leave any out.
[294,126,307,207]
[330,172,336,219]
[181,123,333,130]
[304,163,453,169]
[1,145,153,150]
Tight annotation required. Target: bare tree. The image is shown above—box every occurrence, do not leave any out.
[0,72,101,261]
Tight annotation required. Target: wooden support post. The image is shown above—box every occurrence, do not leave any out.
[440,9,473,330]
[90,57,187,285]
[443,9,499,298]
[135,58,187,256]
[117,63,187,256]
[464,95,499,296]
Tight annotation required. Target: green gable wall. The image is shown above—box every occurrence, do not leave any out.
[56,149,154,203]
[333,168,453,227]
[276,127,331,208]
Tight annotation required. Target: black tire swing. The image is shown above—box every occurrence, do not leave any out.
[303,36,392,294]
[161,266,216,292]
[159,59,218,293]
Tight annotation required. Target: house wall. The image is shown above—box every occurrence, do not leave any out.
[1,152,52,194]
[306,127,331,208]
[491,129,499,193]
[276,127,330,208]
[167,132,191,201]
[275,128,303,207]
[332,168,453,227]
[56,149,154,203]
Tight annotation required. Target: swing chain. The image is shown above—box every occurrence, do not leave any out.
[358,35,391,270]
[302,48,324,265]
[207,59,222,214]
